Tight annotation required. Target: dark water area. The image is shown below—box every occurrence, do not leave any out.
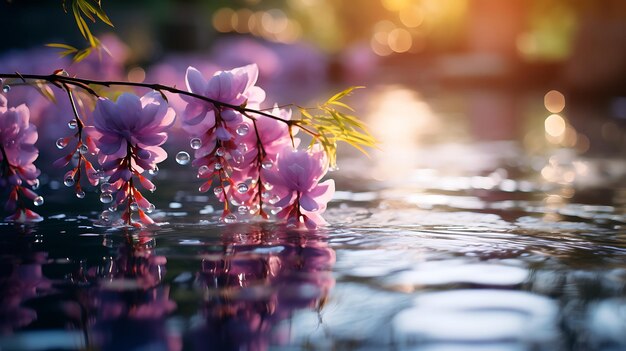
[1,84,625,351]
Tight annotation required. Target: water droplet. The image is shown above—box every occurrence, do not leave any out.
[32,179,40,190]
[269,195,280,205]
[262,160,273,169]
[232,151,244,164]
[56,138,68,149]
[64,176,75,187]
[261,192,270,199]
[214,162,222,170]
[100,182,112,192]
[130,202,139,211]
[263,182,273,190]
[271,207,282,215]
[198,165,210,176]
[99,193,113,204]
[236,124,249,136]
[176,151,190,165]
[237,183,248,193]
[108,205,117,211]
[238,205,249,214]
[100,210,112,222]
[68,120,78,130]
[79,144,89,155]
[146,204,156,213]
[215,147,226,157]
[2,85,10,93]
[223,213,237,223]
[148,166,159,176]
[33,196,44,206]
[238,143,248,153]
[75,189,86,199]
[213,187,223,196]
[190,138,202,150]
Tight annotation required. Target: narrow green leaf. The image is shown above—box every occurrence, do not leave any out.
[46,43,78,51]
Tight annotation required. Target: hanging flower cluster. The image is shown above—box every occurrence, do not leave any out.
[87,92,175,227]
[181,64,334,228]
[0,95,43,222]
[0,63,374,229]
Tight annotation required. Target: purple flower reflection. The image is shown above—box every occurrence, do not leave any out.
[0,235,51,334]
[190,224,336,351]
[89,233,180,351]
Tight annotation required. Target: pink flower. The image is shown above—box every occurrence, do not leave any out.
[0,95,42,222]
[87,92,175,227]
[88,91,175,173]
[264,146,334,228]
[181,64,266,135]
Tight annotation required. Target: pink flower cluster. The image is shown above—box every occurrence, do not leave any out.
[0,94,43,222]
[182,64,334,228]
[86,92,175,227]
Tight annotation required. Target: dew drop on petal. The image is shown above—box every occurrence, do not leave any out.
[148,166,159,176]
[79,144,89,155]
[68,120,78,130]
[190,138,202,150]
[56,138,68,149]
[271,207,282,215]
[213,187,223,196]
[176,151,190,165]
[238,205,249,214]
[232,151,244,164]
[100,210,112,222]
[237,183,248,193]
[236,124,249,136]
[263,182,273,190]
[214,162,222,170]
[223,213,237,223]
[100,182,112,193]
[100,193,113,204]
[269,195,280,205]
[261,160,273,169]
[215,147,225,157]
[32,179,40,190]
[198,165,210,176]
[146,204,156,213]
[130,202,139,211]
[76,189,86,199]
[261,192,270,199]
[33,196,44,206]
[238,143,248,153]
[2,85,10,93]
[64,176,75,187]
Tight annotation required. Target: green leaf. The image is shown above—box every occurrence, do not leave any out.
[327,86,364,104]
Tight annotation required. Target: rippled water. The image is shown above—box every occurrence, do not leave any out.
[1,87,625,350]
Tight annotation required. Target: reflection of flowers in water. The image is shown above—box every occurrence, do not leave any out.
[0,232,51,334]
[87,232,179,351]
[190,224,336,351]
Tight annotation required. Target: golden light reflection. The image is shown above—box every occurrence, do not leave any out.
[544,114,566,138]
[544,90,565,113]
[388,28,413,53]
[127,67,146,83]
[212,7,301,43]
[368,87,439,181]
[399,6,424,28]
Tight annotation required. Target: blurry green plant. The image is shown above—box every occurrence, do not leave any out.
[47,0,113,62]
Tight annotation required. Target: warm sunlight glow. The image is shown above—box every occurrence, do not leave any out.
[545,114,566,138]
[544,90,566,114]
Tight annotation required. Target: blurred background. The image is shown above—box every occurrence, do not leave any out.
[0,0,625,185]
